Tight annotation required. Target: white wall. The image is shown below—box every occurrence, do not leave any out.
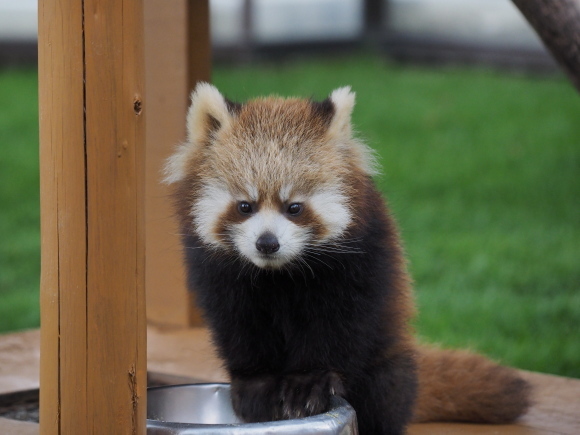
[0,0,543,51]
[389,0,543,49]
[0,0,37,41]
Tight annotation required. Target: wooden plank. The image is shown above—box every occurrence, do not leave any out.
[187,0,212,95]
[38,0,146,433]
[1,326,579,434]
[0,330,40,394]
[144,0,190,328]
[84,0,146,432]
[144,0,210,328]
[146,326,580,435]
[38,0,86,433]
[186,0,211,326]
[0,418,39,435]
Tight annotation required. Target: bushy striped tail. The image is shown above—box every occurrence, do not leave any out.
[413,346,532,423]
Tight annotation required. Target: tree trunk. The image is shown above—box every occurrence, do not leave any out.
[511,0,580,92]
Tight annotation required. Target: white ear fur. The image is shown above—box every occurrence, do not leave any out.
[328,86,355,137]
[163,82,232,184]
[327,86,379,176]
[186,82,232,143]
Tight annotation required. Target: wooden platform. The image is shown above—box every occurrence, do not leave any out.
[1,326,578,434]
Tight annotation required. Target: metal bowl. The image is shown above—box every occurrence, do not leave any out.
[147,383,358,434]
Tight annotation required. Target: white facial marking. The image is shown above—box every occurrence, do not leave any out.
[191,183,232,246]
[279,184,293,203]
[309,188,351,241]
[246,184,259,202]
[232,209,310,268]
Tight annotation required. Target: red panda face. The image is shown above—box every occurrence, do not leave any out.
[165,84,377,269]
[191,177,352,268]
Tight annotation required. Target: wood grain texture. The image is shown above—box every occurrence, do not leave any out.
[146,326,580,435]
[1,326,579,434]
[144,0,190,328]
[38,0,146,433]
[144,0,210,328]
[84,0,146,432]
[38,0,87,433]
[187,0,212,97]
[186,0,212,326]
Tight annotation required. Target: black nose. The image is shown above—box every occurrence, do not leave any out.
[256,232,280,254]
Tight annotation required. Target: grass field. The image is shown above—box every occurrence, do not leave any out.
[0,68,40,332]
[0,55,578,377]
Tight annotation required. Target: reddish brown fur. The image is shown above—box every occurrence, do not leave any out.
[350,177,417,355]
[414,346,532,423]
[198,98,347,199]
[173,95,360,246]
[350,177,531,426]
[168,86,532,430]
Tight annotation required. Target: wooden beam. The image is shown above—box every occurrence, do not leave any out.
[186,0,212,326]
[187,0,212,96]
[38,1,85,431]
[144,0,190,328]
[38,0,147,433]
[144,0,210,328]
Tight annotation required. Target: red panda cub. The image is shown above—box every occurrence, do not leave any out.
[165,83,531,434]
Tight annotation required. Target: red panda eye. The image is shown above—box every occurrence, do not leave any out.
[238,201,252,215]
[287,203,303,216]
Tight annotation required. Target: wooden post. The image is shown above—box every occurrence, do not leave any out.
[186,0,212,326]
[144,0,210,328]
[38,0,146,433]
[187,0,212,95]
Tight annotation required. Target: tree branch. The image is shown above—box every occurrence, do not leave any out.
[512,0,580,92]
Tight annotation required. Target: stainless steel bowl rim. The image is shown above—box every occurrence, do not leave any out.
[147,382,358,434]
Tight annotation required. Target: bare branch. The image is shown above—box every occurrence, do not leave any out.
[512,0,580,92]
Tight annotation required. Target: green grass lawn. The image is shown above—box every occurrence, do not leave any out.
[1,55,578,377]
[0,69,40,332]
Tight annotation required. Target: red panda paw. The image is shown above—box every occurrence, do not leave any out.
[231,374,282,423]
[230,371,345,423]
[279,370,345,419]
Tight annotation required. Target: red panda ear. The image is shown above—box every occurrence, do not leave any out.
[327,86,355,139]
[164,83,238,184]
[325,86,379,176]
[186,82,237,143]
